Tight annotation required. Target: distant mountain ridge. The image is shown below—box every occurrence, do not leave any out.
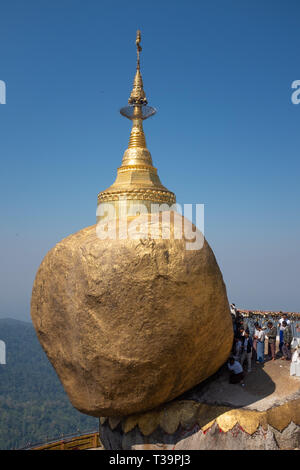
[0,318,97,450]
[0,317,31,324]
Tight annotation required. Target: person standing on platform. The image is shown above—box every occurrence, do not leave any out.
[235,310,243,333]
[233,337,242,363]
[252,322,260,362]
[267,321,277,361]
[240,331,253,372]
[238,326,245,338]
[255,325,265,364]
[230,303,237,317]
[290,346,300,377]
[278,313,290,354]
[282,321,292,361]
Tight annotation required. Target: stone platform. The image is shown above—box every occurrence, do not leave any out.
[99,358,300,450]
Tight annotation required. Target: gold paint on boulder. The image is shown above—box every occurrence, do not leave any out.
[266,401,300,432]
[138,409,162,436]
[31,214,233,417]
[216,410,239,433]
[136,398,300,436]
[179,401,200,428]
[122,414,140,434]
[111,397,300,437]
[108,416,122,430]
[159,402,183,435]
[237,410,262,435]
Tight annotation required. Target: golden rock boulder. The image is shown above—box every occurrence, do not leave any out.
[31,214,233,417]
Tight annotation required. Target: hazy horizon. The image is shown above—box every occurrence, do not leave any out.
[1,0,300,321]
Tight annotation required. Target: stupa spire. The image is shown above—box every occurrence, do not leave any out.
[120,30,154,157]
[128,30,148,106]
[97,31,176,218]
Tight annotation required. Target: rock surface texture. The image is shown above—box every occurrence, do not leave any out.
[31,214,233,417]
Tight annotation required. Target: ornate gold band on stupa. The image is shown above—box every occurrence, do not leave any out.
[98,189,176,204]
[97,30,175,216]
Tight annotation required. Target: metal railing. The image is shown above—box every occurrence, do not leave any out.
[20,430,102,451]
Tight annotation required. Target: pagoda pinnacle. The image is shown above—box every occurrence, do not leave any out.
[128,30,148,106]
[97,31,176,218]
[119,30,156,161]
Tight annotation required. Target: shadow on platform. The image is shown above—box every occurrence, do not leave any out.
[99,361,281,449]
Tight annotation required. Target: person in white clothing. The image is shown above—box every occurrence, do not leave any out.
[255,325,265,363]
[230,303,237,317]
[228,357,245,385]
[290,346,300,377]
[278,314,290,354]
[252,322,260,362]
[278,314,290,327]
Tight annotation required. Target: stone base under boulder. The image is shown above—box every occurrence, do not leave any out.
[99,359,300,450]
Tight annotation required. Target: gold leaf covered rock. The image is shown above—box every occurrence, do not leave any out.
[31,215,233,417]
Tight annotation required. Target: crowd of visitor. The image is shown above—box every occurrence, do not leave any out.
[227,304,299,385]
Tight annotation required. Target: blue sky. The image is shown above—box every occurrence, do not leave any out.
[0,0,299,320]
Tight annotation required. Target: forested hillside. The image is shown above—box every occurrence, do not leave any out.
[0,318,97,450]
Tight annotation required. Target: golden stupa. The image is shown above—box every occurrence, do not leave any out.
[31,31,233,418]
[30,32,300,450]
[97,31,176,218]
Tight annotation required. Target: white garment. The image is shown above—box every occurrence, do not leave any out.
[256,330,265,342]
[291,337,300,349]
[228,361,243,375]
[279,318,291,331]
[290,349,300,377]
